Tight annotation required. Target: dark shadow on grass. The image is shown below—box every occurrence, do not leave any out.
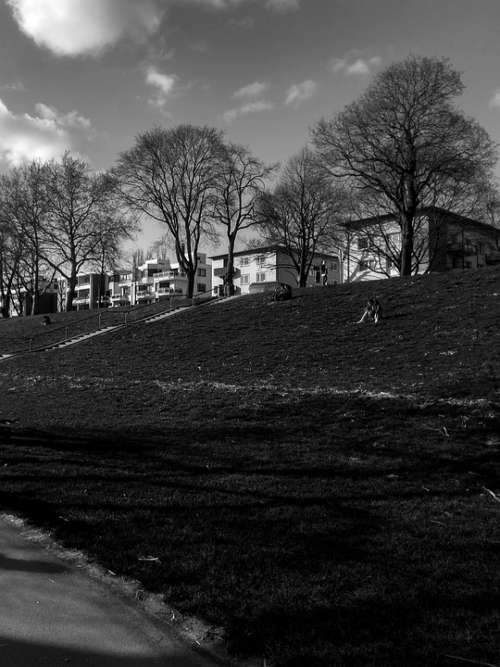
[1,391,499,665]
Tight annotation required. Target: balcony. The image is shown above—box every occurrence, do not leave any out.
[136,293,153,302]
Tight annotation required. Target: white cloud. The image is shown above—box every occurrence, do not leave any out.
[285,79,317,107]
[6,0,164,56]
[223,100,274,123]
[489,89,500,109]
[0,98,93,166]
[146,67,178,96]
[7,0,299,58]
[34,103,92,129]
[233,81,269,98]
[145,66,185,110]
[330,53,382,76]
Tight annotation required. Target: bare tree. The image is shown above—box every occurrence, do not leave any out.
[114,125,225,298]
[43,153,128,311]
[313,55,498,276]
[212,143,277,295]
[0,161,53,316]
[257,148,348,287]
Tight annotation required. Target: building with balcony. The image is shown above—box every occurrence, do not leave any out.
[344,207,500,282]
[107,254,212,306]
[210,245,341,296]
[72,273,108,310]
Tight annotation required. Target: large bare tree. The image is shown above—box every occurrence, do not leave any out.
[212,143,276,295]
[257,148,348,287]
[114,125,225,298]
[313,55,498,276]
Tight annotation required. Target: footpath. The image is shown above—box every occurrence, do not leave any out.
[0,514,220,667]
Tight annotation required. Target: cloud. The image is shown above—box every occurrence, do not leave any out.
[146,67,178,96]
[7,0,300,57]
[233,81,269,98]
[6,0,164,56]
[223,100,274,123]
[145,66,183,111]
[330,53,382,76]
[0,98,93,166]
[285,80,317,107]
[489,89,500,109]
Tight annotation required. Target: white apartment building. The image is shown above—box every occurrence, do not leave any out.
[344,206,500,282]
[107,254,212,307]
[211,245,341,296]
[73,273,108,310]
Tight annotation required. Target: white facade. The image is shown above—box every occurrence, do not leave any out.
[344,208,500,282]
[211,246,341,296]
[107,254,212,307]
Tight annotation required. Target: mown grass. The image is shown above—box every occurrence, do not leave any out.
[0,267,500,665]
[0,297,194,354]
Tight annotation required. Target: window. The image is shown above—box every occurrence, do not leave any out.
[241,274,250,285]
[357,237,369,250]
[197,283,206,292]
[332,262,338,271]
[240,257,249,266]
[197,268,207,277]
[255,255,266,266]
[256,272,266,282]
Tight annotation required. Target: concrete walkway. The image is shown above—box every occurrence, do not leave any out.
[0,515,221,666]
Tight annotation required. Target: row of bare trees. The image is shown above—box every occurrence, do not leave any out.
[115,55,500,296]
[1,55,498,315]
[114,128,346,296]
[0,154,135,315]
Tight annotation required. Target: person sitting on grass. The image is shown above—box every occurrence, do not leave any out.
[357,297,382,324]
[273,283,292,302]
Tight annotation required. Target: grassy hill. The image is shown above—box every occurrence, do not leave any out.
[0,298,194,354]
[0,268,499,666]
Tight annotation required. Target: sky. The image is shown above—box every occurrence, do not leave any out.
[1,0,500,255]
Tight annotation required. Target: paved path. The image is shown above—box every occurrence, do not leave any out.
[0,515,220,666]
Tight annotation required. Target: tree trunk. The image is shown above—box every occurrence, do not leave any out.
[226,236,236,296]
[297,250,308,287]
[66,269,77,311]
[399,212,414,276]
[187,270,195,299]
[30,258,39,316]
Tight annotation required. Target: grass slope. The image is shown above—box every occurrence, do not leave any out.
[1,268,500,666]
[0,298,194,354]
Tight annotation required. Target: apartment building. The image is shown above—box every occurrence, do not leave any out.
[211,245,341,295]
[73,273,108,310]
[344,207,500,282]
[106,254,212,307]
